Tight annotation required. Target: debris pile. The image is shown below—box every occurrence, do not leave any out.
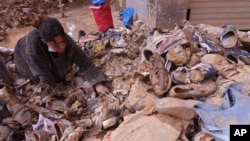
[1,20,250,141]
[0,0,65,41]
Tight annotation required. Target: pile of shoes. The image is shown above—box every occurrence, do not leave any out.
[2,20,250,141]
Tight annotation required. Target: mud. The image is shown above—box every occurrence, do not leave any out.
[0,3,123,49]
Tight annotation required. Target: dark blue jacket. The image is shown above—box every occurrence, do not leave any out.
[14,29,105,87]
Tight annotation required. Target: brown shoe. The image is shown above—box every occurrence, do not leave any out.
[201,54,250,94]
[220,25,238,49]
[186,53,201,68]
[166,45,191,66]
[171,63,216,84]
[168,80,217,99]
[200,54,238,78]
[143,49,172,96]
[155,30,189,55]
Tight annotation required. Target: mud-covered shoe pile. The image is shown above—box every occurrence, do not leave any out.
[2,20,250,141]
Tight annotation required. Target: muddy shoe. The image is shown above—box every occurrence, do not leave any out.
[155,97,201,120]
[168,80,217,99]
[143,49,172,96]
[225,49,250,65]
[184,26,221,53]
[144,34,169,53]
[166,45,191,66]
[192,131,215,141]
[102,116,119,130]
[200,54,238,78]
[171,66,191,84]
[220,25,238,49]
[189,63,216,82]
[186,53,201,68]
[171,63,216,84]
[110,37,128,48]
[154,30,189,55]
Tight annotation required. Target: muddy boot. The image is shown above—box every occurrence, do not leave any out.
[143,49,172,96]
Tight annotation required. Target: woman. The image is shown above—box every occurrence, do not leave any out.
[14,15,109,94]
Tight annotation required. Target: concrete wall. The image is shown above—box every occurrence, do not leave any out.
[126,0,147,22]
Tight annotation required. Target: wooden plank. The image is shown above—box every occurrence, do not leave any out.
[190,13,250,20]
[188,1,250,8]
[188,0,250,30]
[190,7,250,14]
[189,0,249,2]
[190,19,250,24]
[191,22,250,30]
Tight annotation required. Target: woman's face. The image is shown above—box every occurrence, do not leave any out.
[45,35,67,53]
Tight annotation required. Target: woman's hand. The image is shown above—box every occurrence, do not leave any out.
[95,83,110,95]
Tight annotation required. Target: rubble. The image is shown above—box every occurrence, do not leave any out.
[0,0,75,41]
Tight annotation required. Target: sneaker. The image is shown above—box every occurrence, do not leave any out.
[171,63,216,84]
[168,80,217,99]
[166,45,191,66]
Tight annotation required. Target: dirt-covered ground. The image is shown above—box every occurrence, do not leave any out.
[0,0,123,48]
